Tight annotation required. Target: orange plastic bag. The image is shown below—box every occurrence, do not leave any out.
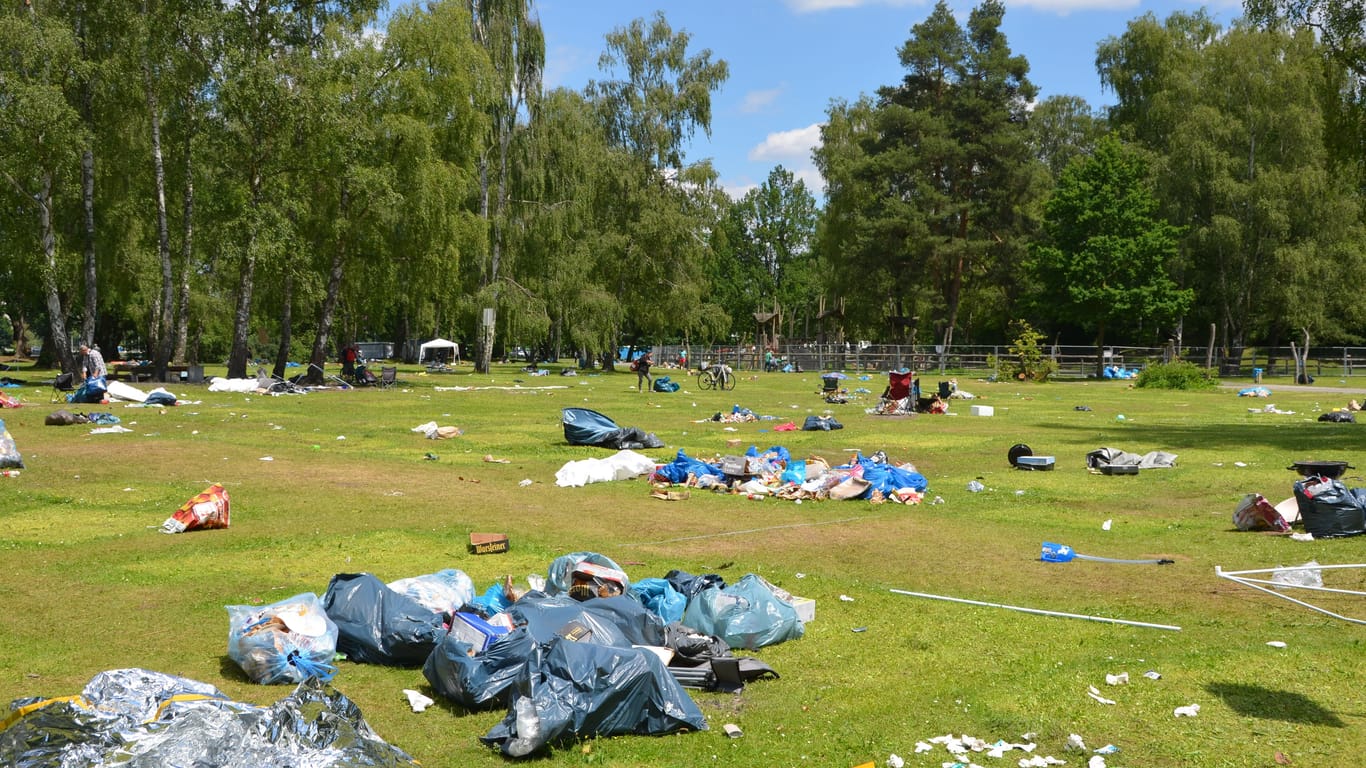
[161,483,231,533]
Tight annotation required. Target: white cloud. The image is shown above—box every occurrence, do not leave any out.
[748,123,824,162]
[740,87,783,114]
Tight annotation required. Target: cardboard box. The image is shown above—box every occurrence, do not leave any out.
[789,596,816,623]
[468,532,509,555]
[1016,456,1055,471]
[449,611,510,653]
[969,404,994,417]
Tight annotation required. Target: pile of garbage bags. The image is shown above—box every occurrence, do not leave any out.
[653,445,927,503]
[209,552,799,757]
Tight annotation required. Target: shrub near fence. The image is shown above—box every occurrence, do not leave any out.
[654,344,1366,379]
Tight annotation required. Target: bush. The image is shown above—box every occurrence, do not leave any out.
[1135,361,1220,390]
[991,320,1057,382]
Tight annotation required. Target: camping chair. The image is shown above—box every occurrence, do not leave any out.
[876,371,918,415]
[378,366,397,389]
[50,372,75,403]
[821,375,841,395]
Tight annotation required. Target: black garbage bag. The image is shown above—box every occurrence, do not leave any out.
[664,569,726,601]
[562,407,663,449]
[321,573,446,666]
[480,637,707,757]
[1293,477,1366,538]
[802,415,843,431]
[1318,410,1355,423]
[509,593,667,647]
[424,626,538,710]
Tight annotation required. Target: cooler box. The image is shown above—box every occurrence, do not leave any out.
[1016,456,1055,471]
[969,405,994,417]
[449,611,509,653]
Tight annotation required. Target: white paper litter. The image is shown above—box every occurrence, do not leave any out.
[402,689,434,712]
[1105,672,1129,685]
[1266,640,1287,648]
[1086,686,1115,705]
[89,425,133,434]
[1174,703,1200,717]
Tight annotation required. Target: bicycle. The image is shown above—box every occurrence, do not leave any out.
[696,362,736,391]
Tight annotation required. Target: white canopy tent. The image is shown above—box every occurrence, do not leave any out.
[418,338,460,365]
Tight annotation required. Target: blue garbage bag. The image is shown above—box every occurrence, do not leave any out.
[654,449,725,484]
[681,574,804,650]
[856,453,928,494]
[632,578,687,624]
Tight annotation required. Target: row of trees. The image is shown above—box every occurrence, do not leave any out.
[3,0,1363,380]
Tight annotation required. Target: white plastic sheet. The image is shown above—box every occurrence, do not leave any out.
[554,450,656,487]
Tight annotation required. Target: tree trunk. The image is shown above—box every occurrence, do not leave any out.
[310,183,348,382]
[1094,320,1107,379]
[227,174,261,379]
[81,148,97,347]
[144,48,175,381]
[174,113,195,363]
[273,270,293,379]
[39,173,75,375]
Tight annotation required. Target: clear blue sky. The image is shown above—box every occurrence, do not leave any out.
[533,0,1242,198]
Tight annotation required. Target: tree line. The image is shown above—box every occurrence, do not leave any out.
[2,0,1361,380]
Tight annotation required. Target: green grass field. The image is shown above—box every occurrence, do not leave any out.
[0,360,1363,768]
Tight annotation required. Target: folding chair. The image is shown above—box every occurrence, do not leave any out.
[379,366,397,389]
[876,371,916,414]
[50,372,75,403]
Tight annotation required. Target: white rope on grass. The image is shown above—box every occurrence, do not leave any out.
[890,589,1181,631]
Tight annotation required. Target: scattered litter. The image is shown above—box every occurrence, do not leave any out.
[723,723,743,739]
[1086,686,1116,705]
[1105,672,1128,685]
[1088,756,1107,768]
[519,479,533,487]
[336,435,346,440]
[915,742,934,753]
[403,688,434,712]
[1173,703,1200,717]
[423,453,439,461]
[259,455,273,461]
[1102,519,1112,531]
[1094,744,1119,754]
[1290,532,1314,541]
[931,496,945,504]
[1014,489,1025,496]
[1271,561,1323,589]
[887,754,905,768]
[484,455,512,463]
[1233,461,1247,466]
[1066,734,1087,752]
[90,425,134,434]
[850,626,867,633]
[967,480,985,492]
[1144,670,1162,680]
[839,594,855,602]
[1266,640,1287,648]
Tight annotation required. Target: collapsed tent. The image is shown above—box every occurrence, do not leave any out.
[0,669,418,768]
[562,407,663,449]
[1086,447,1178,470]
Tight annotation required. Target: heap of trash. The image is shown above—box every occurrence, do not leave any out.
[652,446,928,504]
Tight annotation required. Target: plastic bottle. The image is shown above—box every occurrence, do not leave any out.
[1,470,18,478]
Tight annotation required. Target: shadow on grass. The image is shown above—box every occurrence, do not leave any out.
[1034,419,1361,457]
[1205,682,1345,726]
